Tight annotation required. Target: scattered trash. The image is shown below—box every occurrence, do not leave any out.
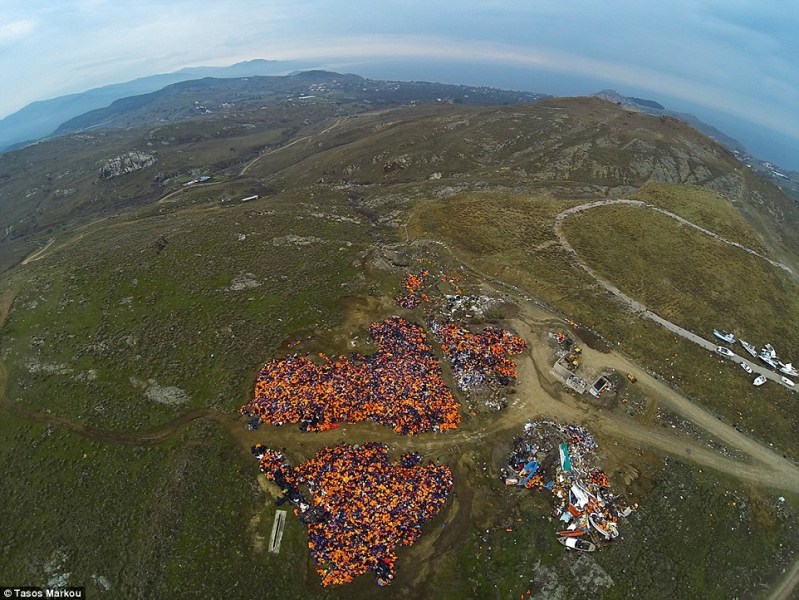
[503,421,636,549]
[430,320,527,390]
[441,294,497,319]
[395,270,430,309]
[558,537,596,552]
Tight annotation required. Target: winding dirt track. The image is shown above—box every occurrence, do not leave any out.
[555,199,798,391]
[20,238,55,265]
[2,127,797,595]
[5,192,799,492]
[556,199,792,273]
[2,244,798,496]
[396,232,799,492]
[239,117,345,176]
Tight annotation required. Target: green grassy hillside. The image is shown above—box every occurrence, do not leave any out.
[2,91,799,598]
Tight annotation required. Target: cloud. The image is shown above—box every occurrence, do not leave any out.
[0,0,795,165]
[0,19,35,44]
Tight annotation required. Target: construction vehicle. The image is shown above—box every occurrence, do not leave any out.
[626,373,637,383]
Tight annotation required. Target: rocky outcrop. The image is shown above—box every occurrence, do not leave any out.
[99,151,156,179]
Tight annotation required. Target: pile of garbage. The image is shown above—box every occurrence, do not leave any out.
[252,443,453,587]
[395,270,430,309]
[430,320,527,390]
[242,317,461,435]
[441,294,498,319]
[502,421,635,549]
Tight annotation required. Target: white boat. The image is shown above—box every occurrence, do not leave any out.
[715,346,734,357]
[739,340,758,357]
[740,362,753,374]
[763,344,778,359]
[589,515,619,540]
[558,536,596,552]
[759,353,779,369]
[779,363,799,377]
[713,329,736,344]
[570,484,590,509]
[753,375,767,386]
[781,376,795,387]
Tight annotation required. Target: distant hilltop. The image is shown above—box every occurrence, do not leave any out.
[595,89,665,111]
[594,89,745,154]
[0,62,795,198]
[0,59,311,153]
[593,89,799,198]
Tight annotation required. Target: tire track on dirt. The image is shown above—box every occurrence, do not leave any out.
[398,238,799,490]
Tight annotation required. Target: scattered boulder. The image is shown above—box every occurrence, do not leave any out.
[99,151,157,179]
[144,382,188,405]
[271,235,322,247]
[229,272,261,291]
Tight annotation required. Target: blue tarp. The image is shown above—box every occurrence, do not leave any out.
[518,461,540,486]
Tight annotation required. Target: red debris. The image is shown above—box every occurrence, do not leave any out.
[432,320,527,388]
[395,270,430,309]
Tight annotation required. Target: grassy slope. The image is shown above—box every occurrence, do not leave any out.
[410,189,799,457]
[0,186,372,596]
[634,182,767,251]
[599,461,799,600]
[563,203,799,352]
[1,191,370,430]
[0,411,315,598]
[2,98,799,598]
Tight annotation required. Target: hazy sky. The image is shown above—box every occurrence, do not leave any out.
[2,0,797,166]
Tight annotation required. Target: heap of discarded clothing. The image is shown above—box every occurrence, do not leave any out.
[430,320,527,390]
[241,317,461,435]
[395,270,430,309]
[503,421,635,547]
[252,443,453,587]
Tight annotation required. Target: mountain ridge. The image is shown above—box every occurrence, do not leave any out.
[0,59,312,152]
[4,63,797,192]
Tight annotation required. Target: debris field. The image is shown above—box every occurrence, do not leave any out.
[503,421,635,549]
[431,319,527,390]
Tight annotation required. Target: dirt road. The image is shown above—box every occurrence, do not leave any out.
[509,309,799,493]
[555,199,792,273]
[239,117,344,176]
[554,199,797,391]
[20,238,55,265]
[1,279,798,598]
